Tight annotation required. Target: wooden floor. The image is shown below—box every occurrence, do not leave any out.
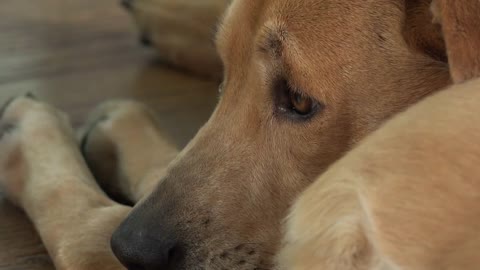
[0,1,218,269]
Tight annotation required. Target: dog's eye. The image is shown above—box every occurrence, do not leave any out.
[290,91,313,115]
[275,78,322,120]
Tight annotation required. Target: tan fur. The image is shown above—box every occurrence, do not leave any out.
[126,0,229,78]
[0,97,130,270]
[281,1,480,269]
[110,1,451,268]
[281,77,480,270]
[0,0,478,269]
[431,0,480,83]
[81,100,178,203]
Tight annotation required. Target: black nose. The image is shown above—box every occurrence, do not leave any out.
[120,0,133,10]
[111,216,184,270]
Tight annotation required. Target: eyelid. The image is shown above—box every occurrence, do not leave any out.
[283,79,310,100]
[273,77,324,122]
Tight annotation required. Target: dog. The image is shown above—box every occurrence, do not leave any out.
[0,0,478,269]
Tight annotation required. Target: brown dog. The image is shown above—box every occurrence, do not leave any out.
[0,0,477,269]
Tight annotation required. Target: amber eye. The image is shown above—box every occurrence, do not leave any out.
[274,78,322,121]
[290,91,314,115]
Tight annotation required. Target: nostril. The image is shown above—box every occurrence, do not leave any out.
[167,246,185,266]
[120,0,133,11]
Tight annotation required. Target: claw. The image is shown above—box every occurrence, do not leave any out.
[0,123,15,140]
[80,115,108,157]
[121,0,133,11]
[0,97,17,120]
[25,92,38,100]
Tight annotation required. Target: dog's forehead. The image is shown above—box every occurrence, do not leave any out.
[217,0,372,56]
[215,0,390,100]
[223,0,371,28]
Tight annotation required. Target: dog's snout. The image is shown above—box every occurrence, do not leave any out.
[120,0,133,11]
[111,219,183,270]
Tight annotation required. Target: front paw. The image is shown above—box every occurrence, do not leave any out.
[0,94,72,206]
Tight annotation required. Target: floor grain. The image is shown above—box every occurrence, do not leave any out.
[0,1,217,268]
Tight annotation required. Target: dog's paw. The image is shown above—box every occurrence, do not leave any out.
[121,0,225,78]
[80,100,156,205]
[0,94,72,206]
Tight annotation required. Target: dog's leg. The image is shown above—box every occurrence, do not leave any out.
[123,0,230,78]
[81,100,179,203]
[279,168,376,270]
[0,96,129,270]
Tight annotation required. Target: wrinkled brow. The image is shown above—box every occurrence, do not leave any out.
[256,24,286,58]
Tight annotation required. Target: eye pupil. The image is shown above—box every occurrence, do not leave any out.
[290,91,313,115]
[274,78,321,120]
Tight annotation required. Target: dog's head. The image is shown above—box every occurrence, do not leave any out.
[112,0,452,269]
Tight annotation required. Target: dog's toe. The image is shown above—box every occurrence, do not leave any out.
[78,100,146,144]
[0,93,40,127]
[80,114,108,155]
[80,100,154,205]
[0,97,18,120]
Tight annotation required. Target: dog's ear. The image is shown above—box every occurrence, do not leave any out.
[402,0,447,63]
[431,0,480,83]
